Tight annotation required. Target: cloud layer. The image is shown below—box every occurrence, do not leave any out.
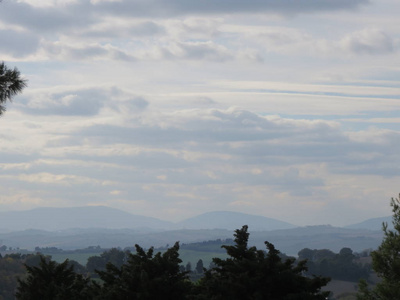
[0,0,399,226]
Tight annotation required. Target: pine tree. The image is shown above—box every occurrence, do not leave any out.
[199,225,330,300]
[96,242,192,300]
[357,194,400,299]
[16,256,96,300]
[0,62,27,115]
[195,259,204,274]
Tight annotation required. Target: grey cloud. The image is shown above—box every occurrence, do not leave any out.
[109,49,136,61]
[65,45,109,60]
[76,109,342,146]
[43,42,135,61]
[1,0,369,35]
[192,97,217,106]
[0,153,37,164]
[156,42,233,61]
[79,21,165,39]
[0,29,39,57]
[17,88,109,116]
[96,0,369,17]
[342,29,395,55]
[107,96,149,115]
[69,108,399,178]
[0,0,93,32]
[17,87,149,117]
[177,42,232,61]
[129,97,149,110]
[129,21,166,36]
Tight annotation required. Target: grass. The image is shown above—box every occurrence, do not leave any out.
[50,252,99,266]
[177,249,228,268]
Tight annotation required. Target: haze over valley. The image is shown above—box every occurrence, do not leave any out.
[0,206,389,254]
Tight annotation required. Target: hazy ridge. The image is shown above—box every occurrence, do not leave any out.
[0,206,388,255]
[0,206,296,232]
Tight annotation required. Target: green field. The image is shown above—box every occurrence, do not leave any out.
[50,252,99,266]
[176,249,228,268]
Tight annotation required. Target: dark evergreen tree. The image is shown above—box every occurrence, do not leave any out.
[358,194,400,299]
[195,259,204,274]
[198,225,330,300]
[87,248,126,275]
[16,256,96,300]
[0,254,26,300]
[96,242,192,300]
[0,62,27,115]
[186,261,192,273]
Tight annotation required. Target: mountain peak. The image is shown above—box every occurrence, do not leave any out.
[177,210,296,231]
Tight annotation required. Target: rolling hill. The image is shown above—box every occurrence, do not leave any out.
[345,216,392,231]
[176,211,296,231]
[0,206,173,231]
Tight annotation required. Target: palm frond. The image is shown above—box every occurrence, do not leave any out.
[0,61,27,114]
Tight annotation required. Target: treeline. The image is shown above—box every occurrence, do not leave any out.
[298,247,371,282]
[0,253,49,300]
[3,226,331,300]
[0,228,375,300]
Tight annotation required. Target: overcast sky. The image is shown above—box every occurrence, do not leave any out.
[0,0,399,226]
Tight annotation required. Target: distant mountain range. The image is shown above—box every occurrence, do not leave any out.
[0,206,392,232]
[0,206,390,254]
[0,225,384,255]
[345,216,392,231]
[0,206,297,232]
[0,206,172,232]
[177,211,296,231]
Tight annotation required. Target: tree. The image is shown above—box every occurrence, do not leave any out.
[86,248,126,275]
[0,254,26,300]
[96,242,192,299]
[186,261,192,273]
[0,62,27,115]
[199,225,330,300]
[195,259,204,274]
[357,194,400,299]
[16,256,96,300]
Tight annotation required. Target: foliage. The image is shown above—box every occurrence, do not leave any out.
[9,227,334,299]
[357,194,400,299]
[15,256,96,300]
[96,242,192,300]
[198,225,330,300]
[0,255,26,300]
[86,248,127,275]
[0,62,27,115]
[195,259,204,274]
[0,253,44,300]
[298,247,370,282]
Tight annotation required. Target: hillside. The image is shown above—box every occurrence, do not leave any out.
[176,211,296,231]
[0,226,383,255]
[0,207,296,232]
[0,206,173,231]
[345,216,392,231]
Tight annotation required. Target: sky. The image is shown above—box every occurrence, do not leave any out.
[0,0,399,227]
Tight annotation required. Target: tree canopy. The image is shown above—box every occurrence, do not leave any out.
[15,256,95,300]
[0,62,27,115]
[199,225,330,300]
[357,194,400,299]
[15,226,331,299]
[95,242,192,300]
